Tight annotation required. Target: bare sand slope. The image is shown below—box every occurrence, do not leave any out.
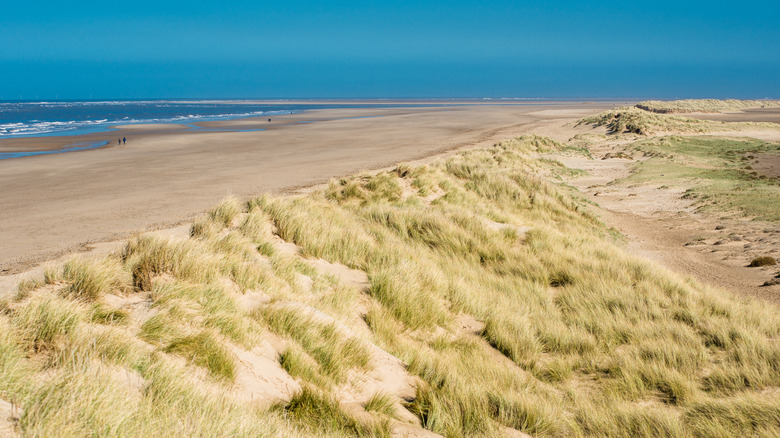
[0,103,616,273]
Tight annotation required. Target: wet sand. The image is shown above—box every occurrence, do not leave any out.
[0,102,620,273]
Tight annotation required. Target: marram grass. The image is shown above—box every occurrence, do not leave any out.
[578,104,780,136]
[2,135,779,437]
[636,99,780,114]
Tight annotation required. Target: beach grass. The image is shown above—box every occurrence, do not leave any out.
[578,105,780,136]
[636,99,780,114]
[2,134,780,437]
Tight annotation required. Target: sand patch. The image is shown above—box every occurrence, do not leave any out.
[231,339,300,406]
[685,108,780,124]
[750,152,780,179]
[145,225,192,240]
[0,274,27,300]
[390,422,443,438]
[454,313,486,335]
[234,290,271,313]
[294,273,314,293]
[706,128,780,142]
[103,292,156,327]
[270,237,300,257]
[483,219,531,238]
[528,109,600,117]
[502,426,533,438]
[108,366,146,394]
[0,398,21,437]
[305,258,370,291]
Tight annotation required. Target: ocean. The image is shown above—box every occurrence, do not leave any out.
[0,99,440,139]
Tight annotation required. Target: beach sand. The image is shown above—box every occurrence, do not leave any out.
[0,102,619,273]
[683,107,780,124]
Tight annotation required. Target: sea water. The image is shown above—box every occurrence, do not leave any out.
[0,99,439,139]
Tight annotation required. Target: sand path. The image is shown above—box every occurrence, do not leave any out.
[552,131,780,305]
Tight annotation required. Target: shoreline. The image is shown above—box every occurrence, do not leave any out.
[0,104,470,154]
[0,102,619,275]
[0,99,610,149]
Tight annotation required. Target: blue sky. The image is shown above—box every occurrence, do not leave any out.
[1,1,778,99]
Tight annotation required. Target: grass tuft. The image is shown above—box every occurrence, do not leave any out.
[636,99,780,114]
[12,294,84,351]
[164,332,236,381]
[364,392,396,417]
[279,386,392,437]
[749,256,777,267]
[60,256,131,300]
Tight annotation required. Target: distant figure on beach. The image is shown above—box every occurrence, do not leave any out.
[268,118,271,123]
[118,139,121,146]
[122,137,126,145]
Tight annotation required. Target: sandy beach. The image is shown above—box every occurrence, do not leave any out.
[0,102,619,273]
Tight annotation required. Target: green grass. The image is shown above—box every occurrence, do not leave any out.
[190,195,243,238]
[278,386,391,437]
[89,305,129,325]
[164,332,236,381]
[279,345,327,387]
[619,136,780,221]
[363,392,396,417]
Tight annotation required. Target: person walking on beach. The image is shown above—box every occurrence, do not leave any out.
[122,137,126,145]
[118,138,121,146]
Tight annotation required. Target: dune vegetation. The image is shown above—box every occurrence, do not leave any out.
[578,102,780,136]
[611,136,780,221]
[636,99,780,114]
[2,135,780,437]
[577,100,780,222]
[576,107,780,136]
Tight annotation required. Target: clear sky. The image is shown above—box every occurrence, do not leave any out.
[1,1,778,99]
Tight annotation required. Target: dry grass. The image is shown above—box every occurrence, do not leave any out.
[578,107,723,135]
[258,304,372,384]
[749,256,777,267]
[363,392,396,417]
[164,331,237,381]
[3,135,779,437]
[637,99,780,114]
[278,386,391,437]
[578,105,779,136]
[60,256,132,300]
